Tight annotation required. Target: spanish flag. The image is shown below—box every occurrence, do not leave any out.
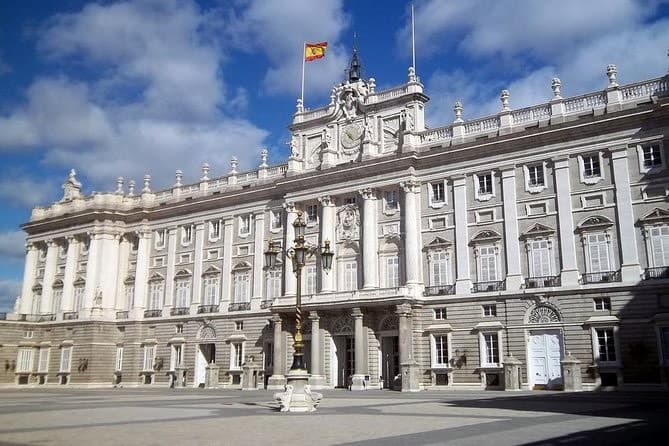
[305,42,328,61]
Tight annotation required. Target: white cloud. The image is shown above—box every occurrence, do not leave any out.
[0,279,21,313]
[0,230,25,262]
[0,175,58,208]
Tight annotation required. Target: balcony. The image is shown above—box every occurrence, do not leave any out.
[144,309,162,318]
[260,300,274,309]
[644,266,669,280]
[472,281,505,293]
[229,302,251,312]
[170,307,190,316]
[115,311,129,320]
[63,312,79,320]
[197,305,219,314]
[25,313,56,322]
[424,285,456,296]
[581,271,621,284]
[524,276,561,289]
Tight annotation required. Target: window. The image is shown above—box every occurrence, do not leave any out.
[36,267,45,278]
[52,287,63,313]
[595,328,616,362]
[207,249,220,260]
[231,342,244,370]
[143,345,156,371]
[384,190,399,211]
[148,281,164,310]
[270,210,282,231]
[430,251,450,286]
[24,330,34,339]
[175,279,191,308]
[434,308,447,320]
[528,240,552,277]
[481,333,500,367]
[209,220,221,241]
[153,257,165,267]
[433,334,449,366]
[343,261,357,291]
[31,291,41,315]
[233,271,250,303]
[124,284,134,310]
[586,233,612,273]
[649,226,669,267]
[115,347,124,371]
[304,265,317,295]
[385,256,399,288]
[430,182,445,206]
[175,324,183,334]
[524,163,546,193]
[74,285,85,310]
[482,304,497,317]
[594,297,611,311]
[641,143,663,170]
[17,348,34,373]
[171,344,183,370]
[38,347,50,373]
[306,204,318,224]
[477,246,498,282]
[155,230,166,249]
[344,197,357,205]
[179,253,192,264]
[659,326,669,366]
[203,276,219,306]
[478,173,493,195]
[235,321,244,331]
[239,215,251,235]
[579,153,604,184]
[60,346,72,373]
[266,270,282,301]
[181,226,193,245]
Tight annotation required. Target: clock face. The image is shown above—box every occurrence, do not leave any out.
[340,123,363,149]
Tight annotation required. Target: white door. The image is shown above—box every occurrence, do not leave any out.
[194,346,207,387]
[528,330,563,389]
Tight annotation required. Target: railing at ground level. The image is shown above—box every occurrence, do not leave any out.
[525,276,561,288]
[424,285,456,296]
[472,281,505,293]
[644,266,669,280]
[581,271,621,284]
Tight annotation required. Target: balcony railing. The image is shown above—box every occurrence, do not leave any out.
[525,276,561,289]
[472,281,505,293]
[170,307,190,316]
[115,311,129,319]
[644,266,669,280]
[197,305,219,314]
[25,313,56,322]
[260,300,273,309]
[229,302,251,312]
[581,271,621,284]
[424,285,456,296]
[144,309,162,318]
[63,312,79,320]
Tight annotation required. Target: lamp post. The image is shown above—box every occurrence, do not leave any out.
[265,211,333,412]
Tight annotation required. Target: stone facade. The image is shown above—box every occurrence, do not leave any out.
[1,61,668,391]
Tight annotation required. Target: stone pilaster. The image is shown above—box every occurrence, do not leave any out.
[400,179,422,290]
[350,307,368,390]
[163,228,177,315]
[610,147,641,281]
[40,241,59,314]
[308,311,326,388]
[501,167,523,290]
[252,212,265,300]
[130,230,151,319]
[19,242,38,316]
[191,222,205,313]
[114,236,130,311]
[267,314,287,389]
[61,237,79,314]
[284,202,298,296]
[396,303,420,392]
[360,188,379,289]
[318,196,336,293]
[98,232,121,318]
[221,218,234,307]
[553,158,580,285]
[453,176,472,293]
[82,233,101,316]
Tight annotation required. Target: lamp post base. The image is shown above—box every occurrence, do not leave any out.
[274,369,323,413]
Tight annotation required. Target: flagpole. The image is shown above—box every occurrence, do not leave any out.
[411,3,416,71]
[301,42,306,106]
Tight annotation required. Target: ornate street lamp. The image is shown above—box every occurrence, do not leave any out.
[264,211,334,412]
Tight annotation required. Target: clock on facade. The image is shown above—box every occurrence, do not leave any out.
[340,123,363,149]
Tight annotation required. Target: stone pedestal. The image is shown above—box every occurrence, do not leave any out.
[561,353,582,392]
[274,369,322,413]
[205,363,219,389]
[307,374,327,389]
[174,366,187,387]
[503,354,522,391]
[400,361,421,392]
[350,374,367,391]
[242,356,264,390]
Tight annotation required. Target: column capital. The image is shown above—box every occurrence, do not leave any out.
[552,157,570,169]
[46,240,59,248]
[451,175,467,187]
[271,313,282,324]
[317,195,334,207]
[395,303,412,317]
[308,311,320,321]
[609,146,629,159]
[25,241,37,251]
[351,307,363,318]
[400,179,421,194]
[358,188,377,200]
[253,210,266,219]
[283,201,297,213]
[500,165,517,177]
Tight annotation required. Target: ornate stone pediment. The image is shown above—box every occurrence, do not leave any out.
[520,223,555,239]
[639,207,669,223]
[424,236,453,250]
[333,80,369,121]
[149,272,164,282]
[202,265,221,276]
[469,230,502,245]
[336,204,360,241]
[174,269,192,278]
[575,215,613,232]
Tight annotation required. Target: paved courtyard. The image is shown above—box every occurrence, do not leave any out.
[0,388,666,445]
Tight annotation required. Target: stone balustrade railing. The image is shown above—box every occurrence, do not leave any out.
[373,85,409,102]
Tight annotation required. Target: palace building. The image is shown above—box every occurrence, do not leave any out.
[1,54,668,391]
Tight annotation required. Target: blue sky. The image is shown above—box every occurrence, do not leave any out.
[0,0,668,311]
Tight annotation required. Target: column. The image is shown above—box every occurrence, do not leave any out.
[131,230,151,318]
[396,303,419,392]
[19,243,38,315]
[61,237,80,314]
[318,196,336,293]
[350,307,368,390]
[400,180,421,287]
[501,167,523,290]
[553,158,580,285]
[220,218,234,306]
[163,228,178,314]
[308,311,326,388]
[98,233,121,318]
[40,240,59,314]
[267,314,287,389]
[83,233,101,314]
[611,147,641,281]
[453,176,472,294]
[360,188,379,289]
[191,222,205,312]
[252,212,265,300]
[284,202,297,296]
[114,235,130,311]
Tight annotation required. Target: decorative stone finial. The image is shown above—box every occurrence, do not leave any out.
[127,180,136,196]
[61,169,82,201]
[500,89,511,111]
[453,101,464,123]
[259,149,269,168]
[174,170,183,187]
[329,88,336,106]
[230,156,238,174]
[606,64,618,87]
[408,66,417,83]
[368,77,376,94]
[115,177,124,195]
[551,77,562,99]
[142,174,151,193]
[201,162,210,181]
[296,98,304,114]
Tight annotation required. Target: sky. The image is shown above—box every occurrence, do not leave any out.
[0,0,667,311]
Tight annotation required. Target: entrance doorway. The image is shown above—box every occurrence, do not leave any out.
[194,343,216,387]
[528,330,563,389]
[381,336,400,389]
[331,336,354,388]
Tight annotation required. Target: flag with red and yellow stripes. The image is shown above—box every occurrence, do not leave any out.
[305,42,328,61]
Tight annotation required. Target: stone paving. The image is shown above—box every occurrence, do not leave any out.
[0,388,666,445]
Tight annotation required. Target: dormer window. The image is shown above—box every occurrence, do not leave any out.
[578,152,604,184]
[306,204,318,225]
[155,230,166,249]
[474,172,495,201]
[637,142,665,174]
[239,215,251,236]
[181,226,193,246]
[478,174,492,194]
[384,190,399,212]
[270,210,282,231]
[209,220,221,242]
[429,181,446,207]
[524,162,547,194]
